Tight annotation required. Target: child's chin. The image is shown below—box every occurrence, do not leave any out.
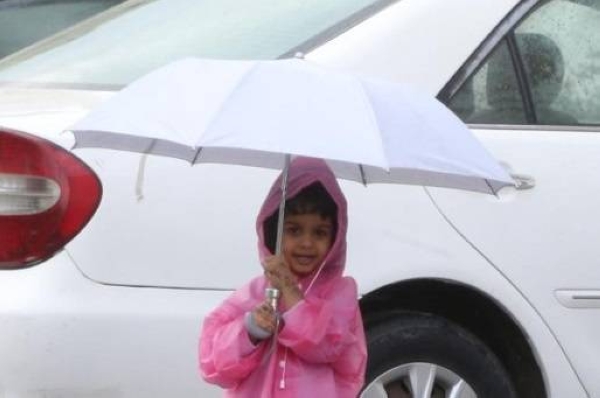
[291,266,317,277]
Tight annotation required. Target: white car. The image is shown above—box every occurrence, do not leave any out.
[1,0,599,397]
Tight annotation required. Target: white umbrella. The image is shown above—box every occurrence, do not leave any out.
[70,56,513,261]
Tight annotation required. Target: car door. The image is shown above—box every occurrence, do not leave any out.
[434,0,600,395]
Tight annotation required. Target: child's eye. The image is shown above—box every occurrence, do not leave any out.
[315,229,331,238]
[285,226,300,235]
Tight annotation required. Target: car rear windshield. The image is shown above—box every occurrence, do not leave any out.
[0,0,392,89]
[0,0,124,60]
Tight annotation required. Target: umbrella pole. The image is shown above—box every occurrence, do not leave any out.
[275,154,291,256]
[265,154,291,313]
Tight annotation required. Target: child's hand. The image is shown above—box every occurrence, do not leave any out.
[262,255,297,291]
[262,255,303,307]
[252,301,278,334]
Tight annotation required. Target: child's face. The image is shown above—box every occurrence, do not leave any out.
[282,212,334,276]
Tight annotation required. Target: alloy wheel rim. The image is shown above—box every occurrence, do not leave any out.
[361,362,477,398]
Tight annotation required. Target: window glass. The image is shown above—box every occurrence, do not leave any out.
[0,0,124,60]
[449,0,600,126]
[0,0,383,87]
[515,0,600,125]
[449,41,527,124]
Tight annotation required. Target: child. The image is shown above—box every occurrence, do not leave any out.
[199,157,367,397]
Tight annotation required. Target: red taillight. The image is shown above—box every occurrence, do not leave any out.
[0,128,102,269]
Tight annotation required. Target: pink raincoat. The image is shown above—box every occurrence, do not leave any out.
[199,157,367,397]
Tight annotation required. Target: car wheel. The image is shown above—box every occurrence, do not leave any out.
[361,312,517,398]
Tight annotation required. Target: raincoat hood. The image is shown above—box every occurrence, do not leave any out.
[256,157,348,286]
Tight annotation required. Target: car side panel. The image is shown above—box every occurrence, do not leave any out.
[0,251,223,397]
[428,127,600,397]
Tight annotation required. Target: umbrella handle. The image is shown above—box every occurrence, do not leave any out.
[265,287,281,312]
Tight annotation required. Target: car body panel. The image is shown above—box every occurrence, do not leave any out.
[429,125,600,395]
[0,251,222,397]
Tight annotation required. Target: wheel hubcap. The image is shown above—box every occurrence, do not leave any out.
[361,362,477,398]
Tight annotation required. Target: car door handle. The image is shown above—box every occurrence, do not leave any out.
[511,173,535,190]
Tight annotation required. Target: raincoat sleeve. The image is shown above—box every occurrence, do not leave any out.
[278,276,366,374]
[198,290,267,388]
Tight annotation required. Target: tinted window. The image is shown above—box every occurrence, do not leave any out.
[450,41,527,124]
[449,0,600,126]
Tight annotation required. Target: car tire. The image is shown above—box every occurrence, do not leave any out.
[361,311,517,398]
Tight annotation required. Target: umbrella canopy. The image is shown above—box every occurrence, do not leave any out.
[71,57,514,195]
[70,56,514,307]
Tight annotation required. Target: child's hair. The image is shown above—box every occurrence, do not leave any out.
[264,182,338,254]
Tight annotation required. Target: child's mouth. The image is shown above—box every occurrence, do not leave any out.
[293,255,316,266]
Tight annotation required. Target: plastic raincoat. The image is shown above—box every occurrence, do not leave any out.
[199,157,367,397]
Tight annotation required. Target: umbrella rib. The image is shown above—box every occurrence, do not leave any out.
[359,164,367,186]
[484,178,498,197]
[192,147,203,164]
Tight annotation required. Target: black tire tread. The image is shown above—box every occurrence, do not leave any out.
[365,311,517,398]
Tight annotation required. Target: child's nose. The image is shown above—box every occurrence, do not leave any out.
[299,234,313,247]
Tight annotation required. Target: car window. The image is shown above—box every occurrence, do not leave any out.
[449,0,600,126]
[0,0,389,88]
[449,41,528,124]
[0,0,124,60]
